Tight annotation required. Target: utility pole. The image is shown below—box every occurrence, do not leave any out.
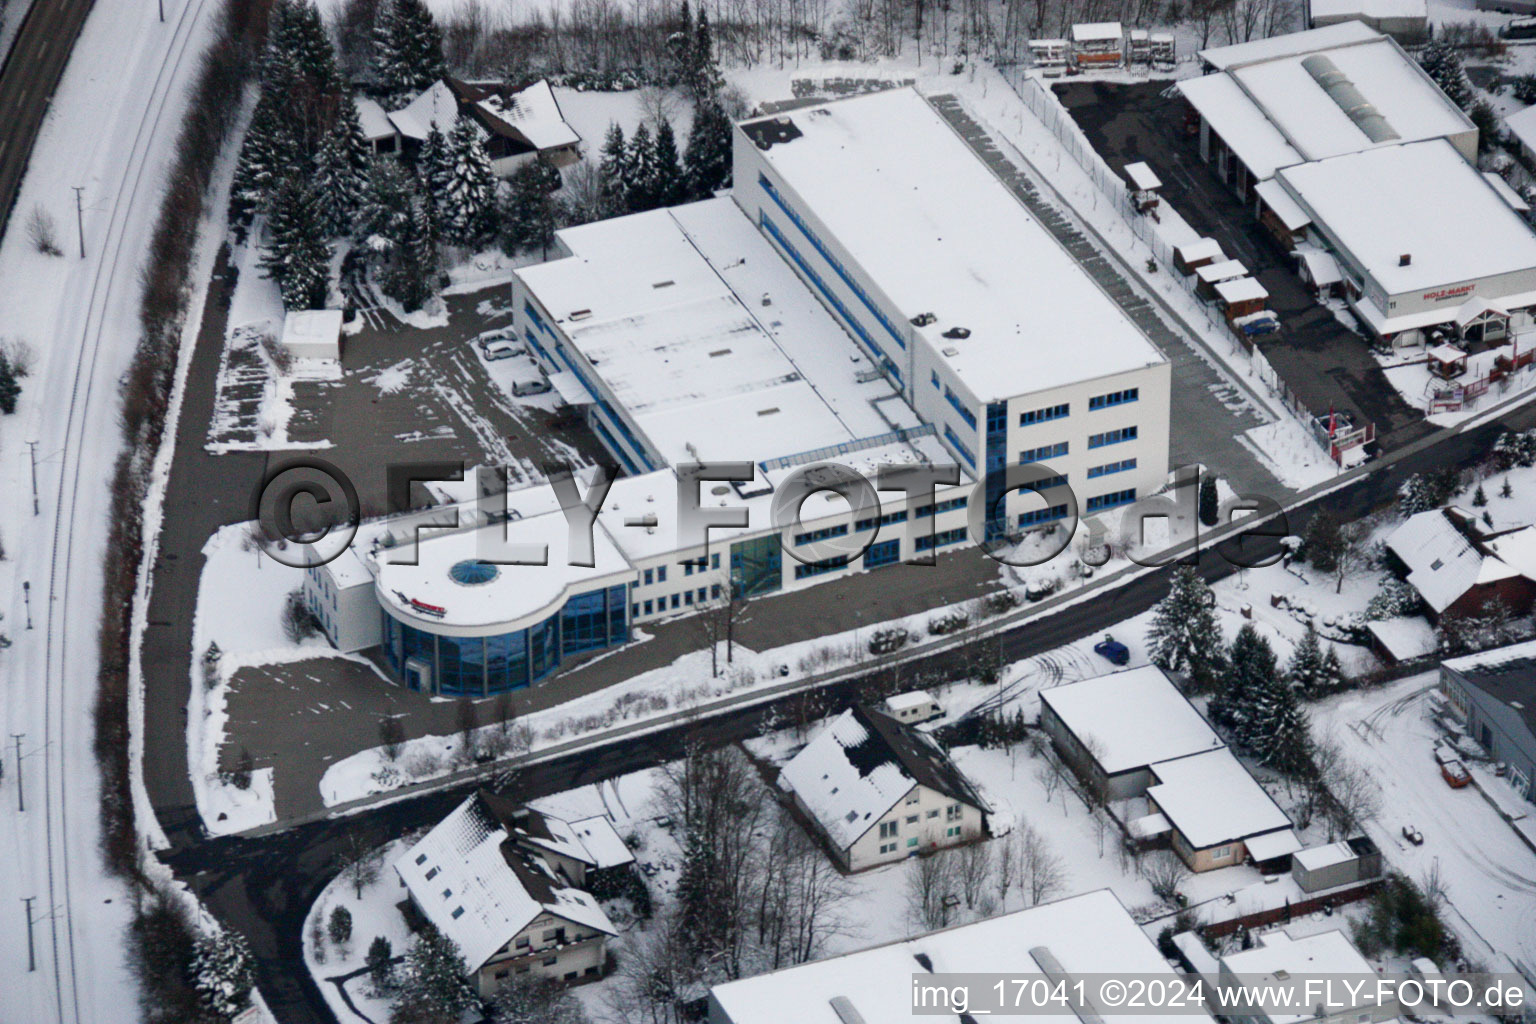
[71,186,85,258]
[22,583,31,630]
[25,441,38,516]
[21,897,35,973]
[10,735,22,813]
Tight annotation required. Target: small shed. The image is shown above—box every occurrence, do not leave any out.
[1149,32,1176,65]
[281,309,344,361]
[1128,29,1152,64]
[1427,343,1469,379]
[1029,38,1069,70]
[1174,237,1223,275]
[1124,161,1162,213]
[1071,22,1124,67]
[1366,617,1437,664]
[1290,835,1382,893]
[1196,258,1248,298]
[1215,276,1269,319]
[1455,296,1511,344]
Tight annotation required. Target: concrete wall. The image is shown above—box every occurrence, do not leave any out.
[305,569,381,653]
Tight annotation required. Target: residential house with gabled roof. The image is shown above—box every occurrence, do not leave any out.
[394,790,619,997]
[777,705,989,871]
[1384,507,1536,623]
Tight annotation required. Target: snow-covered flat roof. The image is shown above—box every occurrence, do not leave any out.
[1485,171,1531,214]
[1277,141,1536,297]
[1040,667,1223,775]
[1222,930,1374,1023]
[1365,616,1437,661]
[1309,0,1427,20]
[1072,21,1124,42]
[1216,277,1269,304]
[1124,161,1161,191]
[1198,21,1381,70]
[1292,840,1359,872]
[709,890,1211,1024]
[1176,238,1224,263]
[517,198,937,467]
[374,506,633,630]
[1197,259,1248,284]
[739,89,1167,401]
[1505,103,1536,155]
[1148,748,1293,850]
[884,689,938,710]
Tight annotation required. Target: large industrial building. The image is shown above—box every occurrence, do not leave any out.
[1179,24,1536,346]
[306,87,1172,698]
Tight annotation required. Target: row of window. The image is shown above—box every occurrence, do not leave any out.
[794,523,849,546]
[914,496,968,518]
[683,554,721,574]
[1088,425,1138,449]
[757,174,908,351]
[943,424,976,468]
[1018,504,1069,527]
[1019,402,1070,426]
[759,213,902,385]
[1087,457,1137,479]
[1088,387,1139,410]
[914,527,968,552]
[854,509,907,531]
[794,557,851,580]
[1086,488,1137,512]
[1020,441,1068,463]
[945,386,977,430]
[634,585,721,617]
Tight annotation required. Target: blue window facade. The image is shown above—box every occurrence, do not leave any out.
[1087,488,1138,512]
[794,524,849,545]
[854,510,908,531]
[794,557,850,580]
[1019,403,1069,426]
[758,212,903,385]
[1019,442,1068,463]
[915,527,968,552]
[1018,504,1069,527]
[944,424,977,469]
[1088,425,1138,449]
[984,401,1009,541]
[1087,458,1137,478]
[914,496,967,518]
[946,387,978,429]
[1088,388,1138,411]
[865,538,901,568]
[382,584,628,697]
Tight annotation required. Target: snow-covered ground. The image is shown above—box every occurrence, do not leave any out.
[303,837,417,1024]
[0,0,234,1018]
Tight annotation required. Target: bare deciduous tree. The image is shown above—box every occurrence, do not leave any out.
[1012,823,1069,907]
[26,205,62,256]
[1311,735,1382,840]
[755,807,854,968]
[906,850,962,931]
[338,832,383,900]
[956,840,995,914]
[1143,850,1190,904]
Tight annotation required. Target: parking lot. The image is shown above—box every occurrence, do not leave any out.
[1053,80,1434,452]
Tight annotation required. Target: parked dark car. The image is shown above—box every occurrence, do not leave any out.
[1093,634,1130,666]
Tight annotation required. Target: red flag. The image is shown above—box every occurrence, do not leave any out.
[1328,405,1336,438]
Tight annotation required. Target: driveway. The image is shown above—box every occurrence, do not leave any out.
[1053,80,1433,452]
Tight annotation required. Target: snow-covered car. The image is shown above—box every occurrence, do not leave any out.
[474,327,517,350]
[511,377,552,397]
[482,341,524,361]
[1440,760,1471,788]
[1402,825,1424,846]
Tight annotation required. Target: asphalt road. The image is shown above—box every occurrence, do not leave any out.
[0,0,96,240]
[158,397,1535,1024]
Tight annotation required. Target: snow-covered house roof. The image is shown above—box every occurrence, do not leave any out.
[354,96,396,141]
[388,79,465,141]
[1197,259,1248,284]
[510,806,635,871]
[1147,748,1296,851]
[1365,616,1437,661]
[568,816,635,870]
[1505,101,1536,156]
[708,889,1213,1024]
[778,706,987,850]
[1124,161,1161,191]
[1385,507,1521,614]
[736,88,1168,402]
[477,79,580,150]
[1039,667,1224,776]
[394,791,616,972]
[1275,140,1536,300]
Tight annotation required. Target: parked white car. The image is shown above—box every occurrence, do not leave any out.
[474,327,517,350]
[482,340,525,361]
[511,377,552,397]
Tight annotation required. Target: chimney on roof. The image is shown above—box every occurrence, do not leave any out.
[1400,253,1412,266]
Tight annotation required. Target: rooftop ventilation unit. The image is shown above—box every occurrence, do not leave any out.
[828,996,867,1024]
[1300,55,1399,144]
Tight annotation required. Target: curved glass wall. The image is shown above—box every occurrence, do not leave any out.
[381,584,629,696]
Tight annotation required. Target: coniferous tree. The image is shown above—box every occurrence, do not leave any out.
[1146,565,1227,692]
[371,0,446,104]
[357,156,416,245]
[379,191,438,311]
[261,176,333,310]
[393,925,477,1021]
[691,6,723,100]
[627,120,658,212]
[1417,40,1473,110]
[503,156,561,257]
[0,354,20,415]
[417,121,453,230]
[597,122,630,216]
[1256,675,1313,778]
[653,118,686,207]
[1211,623,1278,749]
[1321,645,1344,692]
[684,99,733,197]
[229,89,302,231]
[367,935,395,991]
[1198,473,1219,528]
[314,97,371,236]
[668,0,695,85]
[192,929,256,1022]
[442,115,498,245]
[1285,625,1328,698]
